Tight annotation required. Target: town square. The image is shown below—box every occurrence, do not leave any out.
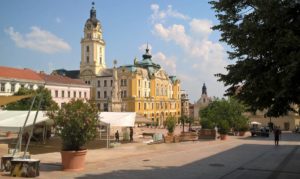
[0,0,299,178]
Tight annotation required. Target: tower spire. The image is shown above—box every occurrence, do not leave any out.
[142,42,152,60]
[90,2,96,19]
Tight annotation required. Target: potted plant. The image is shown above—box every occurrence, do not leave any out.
[164,116,177,143]
[238,125,249,136]
[47,99,99,171]
[218,120,230,140]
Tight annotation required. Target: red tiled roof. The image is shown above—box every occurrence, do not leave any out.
[39,73,87,86]
[0,66,43,81]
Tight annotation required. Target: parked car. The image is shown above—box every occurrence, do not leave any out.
[250,126,270,137]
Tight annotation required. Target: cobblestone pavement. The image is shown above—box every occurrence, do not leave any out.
[1,130,299,179]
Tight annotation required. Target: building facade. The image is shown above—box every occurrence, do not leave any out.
[0,66,44,96]
[181,90,190,117]
[39,73,91,107]
[193,83,212,121]
[0,66,90,108]
[78,4,181,125]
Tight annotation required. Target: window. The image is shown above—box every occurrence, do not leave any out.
[55,90,58,98]
[121,91,123,98]
[124,79,127,86]
[68,91,70,98]
[104,91,107,98]
[97,91,100,98]
[29,85,33,89]
[121,79,123,86]
[1,83,5,92]
[144,103,146,110]
[138,90,140,97]
[111,80,113,87]
[144,92,146,97]
[62,91,65,98]
[145,81,146,87]
[73,91,76,98]
[84,92,87,98]
[152,103,153,109]
[124,90,127,98]
[79,92,82,98]
[87,33,91,38]
[138,103,140,110]
[149,82,151,88]
[11,83,15,92]
[86,46,89,52]
[97,80,100,87]
[138,79,140,87]
[86,56,89,63]
[100,57,102,64]
[21,84,24,88]
[104,80,107,87]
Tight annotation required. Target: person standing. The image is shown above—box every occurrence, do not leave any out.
[115,130,119,143]
[129,127,133,142]
[274,127,281,146]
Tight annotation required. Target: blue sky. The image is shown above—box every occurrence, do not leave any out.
[0,0,230,102]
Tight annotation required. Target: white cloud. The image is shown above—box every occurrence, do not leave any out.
[150,4,228,100]
[150,4,189,23]
[153,52,176,75]
[5,26,71,54]
[56,17,62,23]
[189,18,213,39]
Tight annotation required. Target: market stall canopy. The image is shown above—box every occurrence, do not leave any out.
[0,95,33,106]
[99,112,136,127]
[0,111,49,132]
[250,121,262,125]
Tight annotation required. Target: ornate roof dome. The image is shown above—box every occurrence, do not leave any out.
[85,2,101,28]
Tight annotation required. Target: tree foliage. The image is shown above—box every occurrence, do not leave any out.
[165,116,177,134]
[200,98,248,134]
[210,0,300,117]
[4,87,58,110]
[47,99,99,151]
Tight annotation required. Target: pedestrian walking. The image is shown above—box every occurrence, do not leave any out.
[130,127,133,142]
[115,130,119,143]
[274,127,281,146]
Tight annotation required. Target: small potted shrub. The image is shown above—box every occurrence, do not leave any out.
[218,120,230,140]
[164,116,177,143]
[47,99,99,171]
[238,125,249,136]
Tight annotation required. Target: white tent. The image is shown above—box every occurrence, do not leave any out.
[0,111,49,132]
[99,112,136,127]
[250,121,262,125]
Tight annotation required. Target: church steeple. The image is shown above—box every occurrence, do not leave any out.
[202,83,207,95]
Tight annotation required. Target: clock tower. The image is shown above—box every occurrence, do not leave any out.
[80,2,106,81]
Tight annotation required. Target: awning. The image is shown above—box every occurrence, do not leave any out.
[0,95,33,106]
[99,112,136,127]
[0,111,49,132]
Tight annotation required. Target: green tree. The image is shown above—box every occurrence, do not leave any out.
[47,99,99,151]
[165,116,177,134]
[210,0,300,117]
[199,98,248,134]
[179,115,188,132]
[5,87,58,110]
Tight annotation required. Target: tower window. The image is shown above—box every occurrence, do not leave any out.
[86,46,89,52]
[86,56,89,63]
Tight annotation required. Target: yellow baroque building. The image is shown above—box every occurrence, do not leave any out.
[78,3,181,125]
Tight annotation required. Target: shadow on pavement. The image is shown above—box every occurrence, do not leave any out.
[74,144,300,179]
[241,133,300,142]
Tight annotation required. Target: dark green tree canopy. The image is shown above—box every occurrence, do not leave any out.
[210,0,300,117]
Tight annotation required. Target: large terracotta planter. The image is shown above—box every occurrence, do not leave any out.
[239,131,246,136]
[61,149,87,171]
[164,134,174,143]
[220,134,227,140]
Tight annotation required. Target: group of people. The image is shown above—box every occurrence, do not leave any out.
[115,127,133,143]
